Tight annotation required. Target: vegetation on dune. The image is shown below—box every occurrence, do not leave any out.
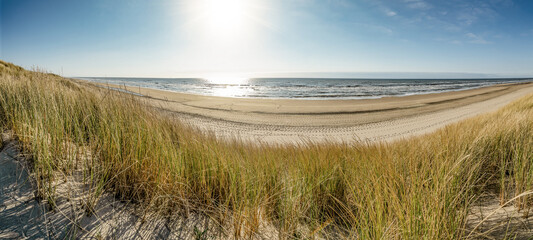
[0,60,532,238]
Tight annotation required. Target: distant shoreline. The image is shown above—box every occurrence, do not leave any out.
[75,77,533,100]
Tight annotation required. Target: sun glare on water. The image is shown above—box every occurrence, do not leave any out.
[204,75,251,97]
[205,75,249,85]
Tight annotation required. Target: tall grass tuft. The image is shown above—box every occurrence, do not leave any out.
[0,60,532,238]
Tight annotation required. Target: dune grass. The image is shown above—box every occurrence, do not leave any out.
[0,60,532,238]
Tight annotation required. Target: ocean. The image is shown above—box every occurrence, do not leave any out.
[77,77,532,100]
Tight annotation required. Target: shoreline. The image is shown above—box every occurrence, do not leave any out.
[75,77,533,101]
[80,80,533,144]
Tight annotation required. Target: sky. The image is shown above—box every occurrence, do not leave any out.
[1,0,533,78]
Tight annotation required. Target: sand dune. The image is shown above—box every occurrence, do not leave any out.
[86,81,533,144]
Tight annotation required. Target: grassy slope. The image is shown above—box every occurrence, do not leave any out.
[0,60,532,239]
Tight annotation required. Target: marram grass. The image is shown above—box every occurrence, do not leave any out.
[0,60,532,239]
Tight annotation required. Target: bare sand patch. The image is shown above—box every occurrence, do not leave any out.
[466,192,533,239]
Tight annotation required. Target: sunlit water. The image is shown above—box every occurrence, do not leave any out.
[77,77,532,99]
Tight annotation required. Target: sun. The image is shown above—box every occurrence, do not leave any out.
[196,0,250,37]
[179,0,269,87]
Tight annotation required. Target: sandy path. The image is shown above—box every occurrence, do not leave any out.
[85,81,533,145]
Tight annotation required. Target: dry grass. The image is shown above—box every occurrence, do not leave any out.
[0,60,532,239]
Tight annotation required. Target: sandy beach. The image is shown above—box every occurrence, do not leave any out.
[86,81,533,144]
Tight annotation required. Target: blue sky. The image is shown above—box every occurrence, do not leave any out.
[1,0,532,78]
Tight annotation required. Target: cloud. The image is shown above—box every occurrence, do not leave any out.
[455,4,498,27]
[372,0,516,46]
[382,0,511,29]
[362,0,397,17]
[385,10,397,16]
[465,32,491,44]
[403,0,431,10]
[326,0,354,8]
[436,32,494,45]
[451,0,516,27]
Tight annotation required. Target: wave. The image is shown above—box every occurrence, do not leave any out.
[77,77,533,100]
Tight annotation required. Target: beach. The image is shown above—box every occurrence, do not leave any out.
[4,0,533,237]
[3,61,533,238]
[86,81,533,144]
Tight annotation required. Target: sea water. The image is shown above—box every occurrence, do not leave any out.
[77,77,532,100]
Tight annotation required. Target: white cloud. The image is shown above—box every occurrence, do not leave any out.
[465,33,491,44]
[453,1,503,27]
[327,0,354,8]
[385,10,397,16]
[363,0,397,17]
[403,0,431,10]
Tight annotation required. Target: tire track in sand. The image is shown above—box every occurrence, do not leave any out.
[170,84,533,145]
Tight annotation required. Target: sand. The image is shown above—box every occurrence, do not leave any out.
[86,81,533,144]
[0,135,47,238]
